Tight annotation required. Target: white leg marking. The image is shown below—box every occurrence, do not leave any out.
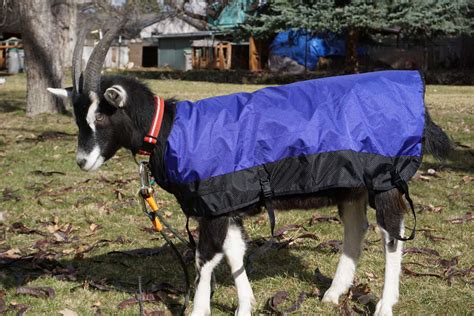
[191,252,224,316]
[375,226,404,316]
[86,91,99,132]
[76,146,104,171]
[323,195,368,304]
[223,224,255,316]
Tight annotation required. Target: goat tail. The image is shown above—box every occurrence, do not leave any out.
[423,110,453,160]
[375,188,406,240]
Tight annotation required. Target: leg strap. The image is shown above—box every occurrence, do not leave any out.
[257,167,275,237]
[185,216,196,250]
[246,167,276,273]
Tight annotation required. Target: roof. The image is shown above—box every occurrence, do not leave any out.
[154,31,217,39]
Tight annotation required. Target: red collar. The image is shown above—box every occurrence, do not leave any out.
[138,96,165,155]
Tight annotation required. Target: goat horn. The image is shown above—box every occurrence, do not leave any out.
[72,23,92,96]
[83,16,128,94]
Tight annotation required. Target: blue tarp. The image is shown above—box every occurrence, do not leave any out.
[165,71,425,185]
[270,30,346,70]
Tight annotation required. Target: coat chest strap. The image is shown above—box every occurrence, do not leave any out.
[257,166,276,237]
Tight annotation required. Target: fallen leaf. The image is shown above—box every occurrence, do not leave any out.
[0,248,22,259]
[92,301,101,308]
[403,247,440,256]
[47,224,59,233]
[350,283,377,311]
[89,223,99,232]
[31,170,65,176]
[1,188,20,202]
[144,311,165,316]
[402,266,443,279]
[422,230,447,242]
[436,256,459,269]
[10,222,47,236]
[461,175,472,184]
[364,271,377,282]
[419,204,443,213]
[267,291,306,315]
[274,224,304,237]
[59,223,73,235]
[118,293,159,309]
[59,308,78,316]
[16,287,55,299]
[444,265,474,285]
[9,302,29,316]
[53,232,66,242]
[446,211,474,224]
[115,189,124,200]
[309,213,340,225]
[315,240,342,253]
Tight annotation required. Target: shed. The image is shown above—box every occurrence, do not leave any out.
[156,31,214,71]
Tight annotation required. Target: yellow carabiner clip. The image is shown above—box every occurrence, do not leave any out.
[145,195,163,231]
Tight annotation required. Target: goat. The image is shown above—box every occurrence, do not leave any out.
[49,18,452,316]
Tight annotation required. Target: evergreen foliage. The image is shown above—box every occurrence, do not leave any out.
[240,0,472,72]
[242,0,473,39]
[386,1,473,39]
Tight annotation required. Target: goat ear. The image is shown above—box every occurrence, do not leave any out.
[47,87,73,99]
[104,85,127,108]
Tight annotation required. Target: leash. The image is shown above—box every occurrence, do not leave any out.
[137,161,192,316]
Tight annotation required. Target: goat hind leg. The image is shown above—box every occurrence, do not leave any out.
[191,217,227,316]
[375,226,403,316]
[374,188,405,316]
[223,219,255,316]
[322,193,368,304]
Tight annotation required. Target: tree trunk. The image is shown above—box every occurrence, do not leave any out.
[16,0,67,116]
[52,0,76,68]
[345,27,359,74]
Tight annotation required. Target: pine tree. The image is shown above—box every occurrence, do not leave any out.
[242,0,472,73]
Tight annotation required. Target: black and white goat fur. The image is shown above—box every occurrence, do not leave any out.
[49,18,452,316]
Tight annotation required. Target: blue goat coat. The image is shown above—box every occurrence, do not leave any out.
[162,71,425,217]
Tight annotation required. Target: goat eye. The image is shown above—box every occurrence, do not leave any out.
[95,113,105,121]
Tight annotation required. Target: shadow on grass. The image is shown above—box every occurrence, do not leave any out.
[0,240,322,314]
[0,99,25,113]
[422,147,474,173]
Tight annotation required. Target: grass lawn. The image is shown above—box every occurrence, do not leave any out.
[0,73,472,315]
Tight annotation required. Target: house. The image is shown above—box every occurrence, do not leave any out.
[128,0,268,71]
[128,14,209,70]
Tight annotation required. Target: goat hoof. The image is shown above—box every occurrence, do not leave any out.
[374,300,393,316]
[190,309,211,316]
[235,306,252,316]
[321,290,340,305]
[234,296,255,316]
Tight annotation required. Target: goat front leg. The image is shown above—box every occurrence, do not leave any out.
[322,193,368,304]
[223,218,255,316]
[191,217,227,316]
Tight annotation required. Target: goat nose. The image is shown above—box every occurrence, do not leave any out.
[77,158,87,168]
